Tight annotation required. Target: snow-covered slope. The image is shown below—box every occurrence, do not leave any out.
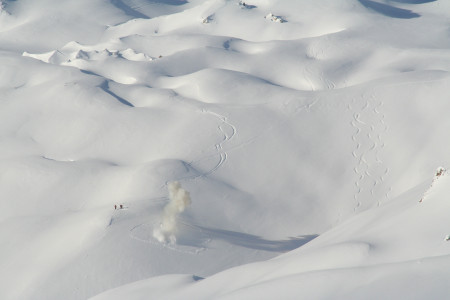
[1,0,450,299]
[92,170,450,299]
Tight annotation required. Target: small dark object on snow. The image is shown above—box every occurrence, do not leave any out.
[239,1,256,9]
[120,204,123,209]
[436,167,445,177]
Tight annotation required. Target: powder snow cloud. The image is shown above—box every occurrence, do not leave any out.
[153,181,191,244]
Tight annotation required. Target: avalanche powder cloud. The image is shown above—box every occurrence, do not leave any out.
[153,181,191,244]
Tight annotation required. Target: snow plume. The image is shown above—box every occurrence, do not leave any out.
[153,181,191,244]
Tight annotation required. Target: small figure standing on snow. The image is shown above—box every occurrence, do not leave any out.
[120,204,123,209]
[114,204,117,210]
[436,167,445,177]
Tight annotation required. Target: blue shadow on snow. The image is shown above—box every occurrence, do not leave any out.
[110,0,150,19]
[145,0,188,5]
[206,228,318,252]
[388,0,436,4]
[358,0,420,18]
[178,223,318,253]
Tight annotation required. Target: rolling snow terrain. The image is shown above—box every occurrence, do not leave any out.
[1,0,450,299]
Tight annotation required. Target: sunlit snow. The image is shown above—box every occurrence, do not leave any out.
[1,0,450,299]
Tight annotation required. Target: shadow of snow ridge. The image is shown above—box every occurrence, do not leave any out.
[177,222,318,253]
[389,0,436,4]
[110,0,150,19]
[206,229,318,252]
[99,79,135,107]
[144,0,188,5]
[358,0,420,19]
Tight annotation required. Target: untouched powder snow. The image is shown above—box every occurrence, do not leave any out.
[1,0,450,299]
[92,171,450,299]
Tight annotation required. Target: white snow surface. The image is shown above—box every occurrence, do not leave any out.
[1,0,450,299]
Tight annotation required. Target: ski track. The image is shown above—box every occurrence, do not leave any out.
[349,93,390,211]
[204,110,236,176]
[112,198,209,255]
[303,63,317,91]
[158,107,237,190]
[183,109,236,181]
[306,40,336,90]
[129,223,208,255]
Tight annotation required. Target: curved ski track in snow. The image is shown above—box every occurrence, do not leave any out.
[200,109,236,177]
[173,108,237,184]
[24,43,238,183]
[349,93,390,211]
[129,222,208,255]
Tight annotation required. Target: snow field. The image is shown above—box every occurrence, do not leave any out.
[0,0,450,299]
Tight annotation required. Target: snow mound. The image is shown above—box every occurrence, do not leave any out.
[264,13,286,23]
